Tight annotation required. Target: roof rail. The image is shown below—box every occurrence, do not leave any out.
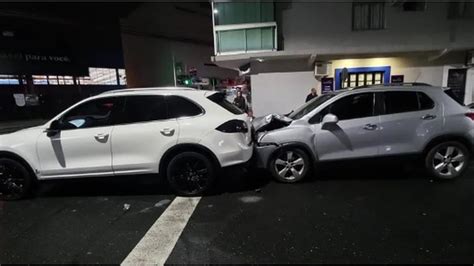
[352,82,432,90]
[100,86,196,95]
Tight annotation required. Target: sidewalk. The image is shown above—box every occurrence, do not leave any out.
[0,119,47,134]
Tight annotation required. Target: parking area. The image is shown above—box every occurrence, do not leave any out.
[1,161,474,264]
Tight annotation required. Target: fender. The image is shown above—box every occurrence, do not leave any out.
[423,134,473,155]
[275,141,318,163]
[159,143,221,174]
[0,150,38,179]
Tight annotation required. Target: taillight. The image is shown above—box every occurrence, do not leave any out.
[466,113,474,121]
[216,120,248,133]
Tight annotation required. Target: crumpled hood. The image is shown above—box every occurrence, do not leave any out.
[252,113,292,133]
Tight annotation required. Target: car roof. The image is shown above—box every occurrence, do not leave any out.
[99,87,215,97]
[331,83,444,95]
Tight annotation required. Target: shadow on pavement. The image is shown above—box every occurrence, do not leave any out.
[308,157,433,181]
[30,156,467,199]
[35,174,173,198]
[35,169,273,199]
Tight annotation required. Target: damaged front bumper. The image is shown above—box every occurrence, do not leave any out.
[251,114,292,169]
[253,142,279,169]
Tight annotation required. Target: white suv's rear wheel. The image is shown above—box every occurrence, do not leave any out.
[166,152,216,196]
[425,141,470,180]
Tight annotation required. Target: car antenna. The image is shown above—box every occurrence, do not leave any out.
[413,71,422,83]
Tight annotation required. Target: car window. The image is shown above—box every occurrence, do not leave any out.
[418,92,435,110]
[382,91,435,114]
[167,96,203,118]
[116,95,168,124]
[327,93,375,121]
[310,93,375,123]
[207,92,244,115]
[444,88,464,106]
[384,91,419,114]
[61,97,116,129]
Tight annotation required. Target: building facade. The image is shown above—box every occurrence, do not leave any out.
[211,0,474,116]
[0,4,131,122]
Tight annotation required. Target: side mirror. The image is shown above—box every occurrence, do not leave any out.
[46,120,61,137]
[322,113,339,125]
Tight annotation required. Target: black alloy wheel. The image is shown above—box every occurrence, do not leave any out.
[0,158,32,200]
[166,152,216,196]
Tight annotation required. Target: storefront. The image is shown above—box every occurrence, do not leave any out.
[0,17,127,121]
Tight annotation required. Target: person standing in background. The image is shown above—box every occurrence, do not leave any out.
[305,88,318,102]
[233,90,248,112]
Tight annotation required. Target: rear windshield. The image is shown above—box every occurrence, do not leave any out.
[444,88,465,106]
[207,92,244,115]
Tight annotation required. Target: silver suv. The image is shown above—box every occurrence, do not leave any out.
[253,84,474,182]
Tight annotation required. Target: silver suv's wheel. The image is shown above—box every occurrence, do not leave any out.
[425,141,470,179]
[270,148,310,183]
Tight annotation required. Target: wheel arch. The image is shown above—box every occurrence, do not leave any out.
[423,134,473,156]
[159,143,221,175]
[0,150,37,180]
[269,141,316,167]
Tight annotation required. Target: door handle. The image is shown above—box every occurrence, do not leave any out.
[421,114,437,120]
[160,128,175,136]
[363,124,377,130]
[94,133,109,141]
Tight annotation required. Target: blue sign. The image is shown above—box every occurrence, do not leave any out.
[321,77,334,94]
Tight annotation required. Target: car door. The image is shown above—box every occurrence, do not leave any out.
[111,95,179,175]
[377,91,442,155]
[310,92,381,161]
[36,97,117,178]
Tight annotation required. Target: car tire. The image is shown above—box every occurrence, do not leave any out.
[425,141,470,180]
[269,147,310,183]
[0,158,33,200]
[166,152,216,196]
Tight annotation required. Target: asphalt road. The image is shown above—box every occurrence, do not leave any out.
[1,160,474,264]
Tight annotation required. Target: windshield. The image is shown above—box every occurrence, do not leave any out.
[288,94,336,120]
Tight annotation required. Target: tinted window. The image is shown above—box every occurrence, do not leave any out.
[61,98,116,129]
[418,92,435,110]
[167,96,203,118]
[444,88,464,105]
[117,96,167,124]
[384,91,419,114]
[327,93,374,121]
[207,92,244,115]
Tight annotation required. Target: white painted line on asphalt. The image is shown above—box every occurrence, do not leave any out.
[121,197,201,265]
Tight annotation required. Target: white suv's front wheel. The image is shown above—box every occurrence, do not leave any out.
[0,158,33,200]
[425,141,470,180]
[166,152,216,196]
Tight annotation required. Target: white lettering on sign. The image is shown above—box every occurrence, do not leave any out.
[24,54,71,63]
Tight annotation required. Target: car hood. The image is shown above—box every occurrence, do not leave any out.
[0,125,45,146]
[252,113,292,133]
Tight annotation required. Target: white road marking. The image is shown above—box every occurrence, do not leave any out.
[121,197,201,265]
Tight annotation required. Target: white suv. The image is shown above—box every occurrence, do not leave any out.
[0,87,253,199]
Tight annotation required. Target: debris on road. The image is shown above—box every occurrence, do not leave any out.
[154,199,172,208]
[239,195,262,203]
[123,203,131,211]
